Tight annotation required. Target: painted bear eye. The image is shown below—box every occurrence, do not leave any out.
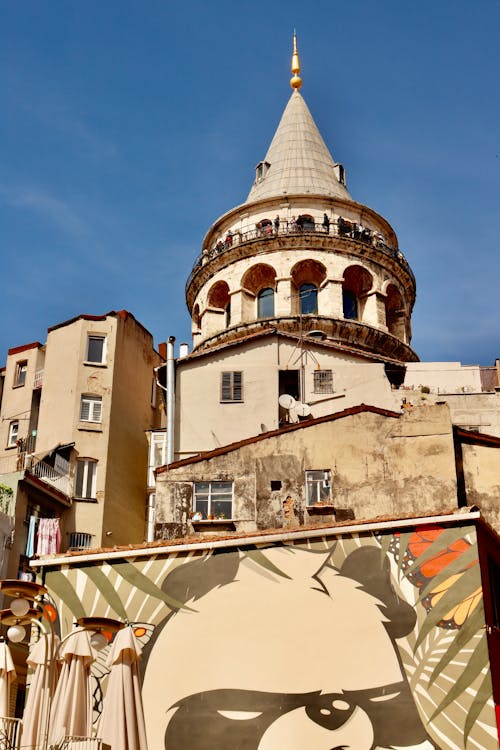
[217,710,263,720]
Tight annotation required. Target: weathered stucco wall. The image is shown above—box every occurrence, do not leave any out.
[462,443,500,531]
[39,519,499,750]
[175,334,401,460]
[157,404,458,538]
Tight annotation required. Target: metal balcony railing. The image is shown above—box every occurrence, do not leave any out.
[67,532,93,551]
[0,716,22,750]
[49,737,110,750]
[33,369,44,389]
[30,460,71,496]
[186,221,414,292]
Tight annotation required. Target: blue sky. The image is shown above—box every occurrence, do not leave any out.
[2,0,499,365]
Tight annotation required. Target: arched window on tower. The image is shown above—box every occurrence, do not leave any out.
[291,260,326,317]
[342,289,358,320]
[299,283,318,314]
[257,288,275,318]
[342,265,373,322]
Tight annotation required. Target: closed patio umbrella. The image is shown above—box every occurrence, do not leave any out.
[48,629,95,745]
[98,627,148,750]
[21,633,59,749]
[0,640,15,717]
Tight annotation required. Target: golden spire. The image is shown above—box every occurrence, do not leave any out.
[290,31,302,90]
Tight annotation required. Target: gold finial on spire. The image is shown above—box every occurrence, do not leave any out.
[290,31,302,90]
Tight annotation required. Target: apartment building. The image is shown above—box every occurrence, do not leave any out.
[0,309,164,581]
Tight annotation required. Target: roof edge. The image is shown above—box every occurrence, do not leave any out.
[158,403,401,472]
[32,509,481,568]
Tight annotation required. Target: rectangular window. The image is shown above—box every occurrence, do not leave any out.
[7,421,19,448]
[305,470,332,506]
[80,395,102,423]
[14,361,28,387]
[194,481,233,520]
[86,336,106,364]
[68,532,93,550]
[221,371,243,402]
[148,431,167,486]
[75,460,97,499]
[313,370,333,394]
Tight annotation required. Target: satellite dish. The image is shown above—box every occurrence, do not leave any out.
[279,394,296,409]
[294,401,312,417]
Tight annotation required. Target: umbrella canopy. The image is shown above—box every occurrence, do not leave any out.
[21,633,59,748]
[98,627,148,750]
[48,630,95,745]
[0,641,16,717]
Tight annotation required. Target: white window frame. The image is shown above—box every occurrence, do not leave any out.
[74,459,97,499]
[148,431,167,486]
[305,470,332,506]
[193,481,233,520]
[220,371,243,402]
[14,361,28,387]
[86,335,106,364]
[313,370,333,394]
[7,421,19,448]
[80,395,103,423]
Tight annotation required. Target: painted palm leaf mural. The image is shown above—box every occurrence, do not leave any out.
[41,521,497,749]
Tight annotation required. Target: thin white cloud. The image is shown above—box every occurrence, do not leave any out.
[3,186,89,238]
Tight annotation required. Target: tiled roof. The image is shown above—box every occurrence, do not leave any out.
[33,507,484,567]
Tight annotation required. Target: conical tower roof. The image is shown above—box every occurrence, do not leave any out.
[246,90,352,203]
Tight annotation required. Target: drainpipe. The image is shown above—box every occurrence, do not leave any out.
[146,492,156,543]
[166,336,175,465]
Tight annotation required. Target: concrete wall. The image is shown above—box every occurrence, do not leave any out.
[404,362,483,393]
[176,335,400,459]
[159,404,458,537]
[398,387,500,437]
[103,312,163,544]
[462,443,500,530]
[0,344,44,473]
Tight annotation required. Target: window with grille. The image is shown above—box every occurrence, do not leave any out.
[14,361,28,387]
[313,370,333,394]
[80,395,102,422]
[68,532,93,550]
[86,335,106,364]
[305,470,332,506]
[193,481,233,520]
[221,371,243,402]
[75,460,97,499]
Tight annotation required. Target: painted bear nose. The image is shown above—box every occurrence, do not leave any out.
[305,694,356,731]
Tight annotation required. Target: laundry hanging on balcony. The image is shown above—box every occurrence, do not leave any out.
[36,517,61,555]
[26,515,37,557]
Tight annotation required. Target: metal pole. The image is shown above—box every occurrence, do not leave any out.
[166,336,175,465]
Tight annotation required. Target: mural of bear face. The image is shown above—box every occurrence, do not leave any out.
[142,544,438,750]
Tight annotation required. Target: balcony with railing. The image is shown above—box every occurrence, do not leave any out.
[186,221,414,293]
[26,455,71,497]
[0,716,22,749]
[33,368,44,389]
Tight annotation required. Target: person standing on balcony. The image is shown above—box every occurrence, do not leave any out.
[323,213,330,233]
[274,215,280,233]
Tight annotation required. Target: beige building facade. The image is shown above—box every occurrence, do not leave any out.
[0,309,163,580]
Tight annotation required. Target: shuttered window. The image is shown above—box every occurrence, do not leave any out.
[220,371,243,402]
[75,460,97,499]
[80,395,102,422]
